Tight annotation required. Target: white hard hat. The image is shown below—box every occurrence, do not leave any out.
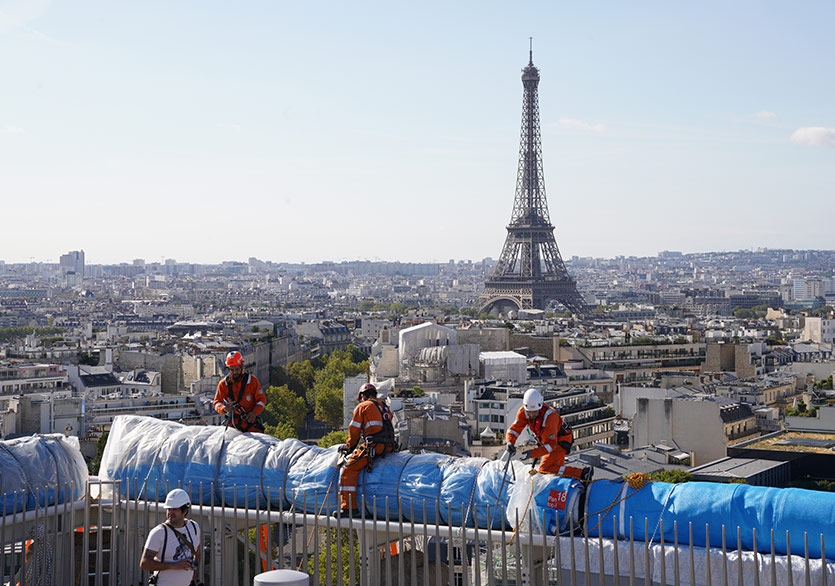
[523,388,543,412]
[164,488,191,509]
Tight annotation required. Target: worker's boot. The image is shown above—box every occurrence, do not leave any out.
[332,507,361,519]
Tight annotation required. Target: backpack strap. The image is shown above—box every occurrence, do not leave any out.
[150,522,170,580]
[230,374,249,405]
[164,521,197,558]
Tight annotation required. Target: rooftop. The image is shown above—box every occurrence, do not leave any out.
[689,456,787,478]
[743,431,835,454]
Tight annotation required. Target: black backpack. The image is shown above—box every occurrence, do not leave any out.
[364,399,398,456]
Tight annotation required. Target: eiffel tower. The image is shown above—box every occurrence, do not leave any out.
[477,47,588,316]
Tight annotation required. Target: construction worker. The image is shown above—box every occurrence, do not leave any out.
[213,351,266,433]
[505,388,591,481]
[335,383,398,516]
[140,488,202,586]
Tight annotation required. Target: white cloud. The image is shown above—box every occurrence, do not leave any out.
[558,118,606,134]
[217,123,242,133]
[755,110,777,119]
[3,125,25,134]
[790,127,835,148]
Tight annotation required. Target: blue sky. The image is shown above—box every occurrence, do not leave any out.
[2,1,833,265]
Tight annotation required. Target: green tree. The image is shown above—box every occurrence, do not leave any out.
[650,469,693,484]
[88,432,109,475]
[0,326,65,343]
[786,403,819,417]
[315,387,345,429]
[347,346,369,364]
[786,477,835,492]
[733,304,769,320]
[290,361,315,390]
[814,375,833,390]
[270,365,289,388]
[307,529,361,586]
[264,421,296,440]
[308,348,368,407]
[263,385,307,430]
[78,351,99,366]
[318,430,348,449]
[399,386,425,398]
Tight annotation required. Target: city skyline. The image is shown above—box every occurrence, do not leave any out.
[2,1,834,265]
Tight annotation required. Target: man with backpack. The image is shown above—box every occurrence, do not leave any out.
[335,383,398,517]
[505,388,592,481]
[140,488,201,586]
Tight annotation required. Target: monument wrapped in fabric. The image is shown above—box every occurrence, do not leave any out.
[99,415,583,531]
[0,433,88,513]
[585,478,835,558]
[98,415,835,558]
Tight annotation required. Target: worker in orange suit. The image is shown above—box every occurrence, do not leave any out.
[213,351,266,433]
[505,388,591,481]
[335,383,397,517]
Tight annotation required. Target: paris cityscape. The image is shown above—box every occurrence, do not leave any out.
[2,2,835,584]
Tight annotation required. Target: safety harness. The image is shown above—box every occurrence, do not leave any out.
[527,404,573,452]
[223,374,265,433]
[362,399,399,470]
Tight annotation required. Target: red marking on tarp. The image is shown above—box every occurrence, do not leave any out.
[547,490,567,511]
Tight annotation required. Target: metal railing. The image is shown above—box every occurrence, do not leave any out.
[1,479,833,585]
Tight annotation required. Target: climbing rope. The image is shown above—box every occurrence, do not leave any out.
[297,454,345,571]
[627,472,652,489]
[509,468,536,546]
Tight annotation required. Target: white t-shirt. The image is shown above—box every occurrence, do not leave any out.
[144,520,200,586]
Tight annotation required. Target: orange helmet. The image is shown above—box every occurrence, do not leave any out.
[357,383,377,402]
[225,351,244,367]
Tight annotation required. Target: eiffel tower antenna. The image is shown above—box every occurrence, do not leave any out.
[476,49,588,316]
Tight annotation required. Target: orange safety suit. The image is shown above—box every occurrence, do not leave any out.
[213,373,266,433]
[339,398,395,511]
[506,404,584,479]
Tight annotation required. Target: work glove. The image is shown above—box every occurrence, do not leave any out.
[559,441,572,454]
[520,450,534,461]
[338,444,352,455]
[505,442,516,456]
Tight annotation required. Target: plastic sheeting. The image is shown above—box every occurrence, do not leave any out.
[507,469,583,535]
[479,351,527,384]
[415,344,479,376]
[98,415,835,560]
[0,433,87,513]
[585,479,835,558]
[100,416,532,528]
[398,322,457,364]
